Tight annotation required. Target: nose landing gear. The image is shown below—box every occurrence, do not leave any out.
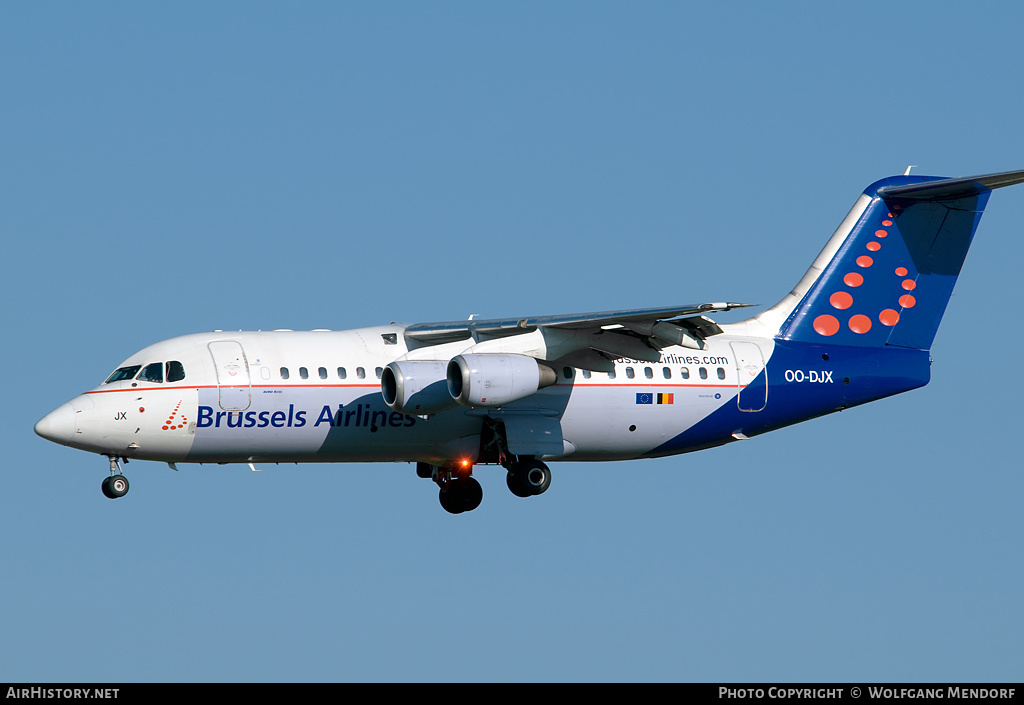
[101,455,130,499]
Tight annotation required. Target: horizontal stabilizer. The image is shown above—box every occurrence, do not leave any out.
[877,169,1024,202]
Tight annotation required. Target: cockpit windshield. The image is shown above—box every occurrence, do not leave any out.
[104,365,141,384]
[103,361,186,385]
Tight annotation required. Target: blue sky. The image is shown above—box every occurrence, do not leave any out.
[2,2,1022,682]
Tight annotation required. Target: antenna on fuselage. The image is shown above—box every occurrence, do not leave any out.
[904,165,917,176]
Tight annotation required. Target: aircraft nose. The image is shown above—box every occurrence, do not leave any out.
[35,402,77,444]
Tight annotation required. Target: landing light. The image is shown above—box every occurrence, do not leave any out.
[454,458,473,477]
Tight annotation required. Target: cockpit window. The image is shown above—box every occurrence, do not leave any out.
[137,362,164,383]
[166,361,185,383]
[104,365,141,384]
[105,361,185,385]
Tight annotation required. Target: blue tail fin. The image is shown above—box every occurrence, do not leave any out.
[774,170,1024,350]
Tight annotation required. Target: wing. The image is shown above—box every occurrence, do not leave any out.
[405,302,752,342]
[403,301,754,367]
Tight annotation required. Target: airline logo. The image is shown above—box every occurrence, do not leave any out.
[196,403,419,430]
[161,401,188,431]
[812,213,915,340]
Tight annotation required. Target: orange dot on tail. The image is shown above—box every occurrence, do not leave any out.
[857,255,873,268]
[844,272,863,287]
[902,279,916,290]
[849,314,872,334]
[899,294,916,308]
[866,241,881,251]
[830,291,853,309]
[882,220,892,226]
[814,315,840,336]
[875,230,888,238]
[879,309,900,326]
[895,267,908,276]
[162,426,169,430]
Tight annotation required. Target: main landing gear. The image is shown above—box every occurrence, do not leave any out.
[419,462,484,515]
[439,476,484,515]
[505,458,552,498]
[418,456,552,514]
[101,455,130,499]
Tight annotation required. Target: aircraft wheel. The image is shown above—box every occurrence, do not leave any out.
[506,469,532,498]
[439,477,483,514]
[103,474,129,499]
[438,487,462,514]
[456,477,483,512]
[508,460,551,497]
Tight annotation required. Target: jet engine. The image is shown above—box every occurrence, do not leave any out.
[381,361,456,415]
[447,354,558,408]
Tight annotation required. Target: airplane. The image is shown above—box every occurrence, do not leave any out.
[35,168,1024,513]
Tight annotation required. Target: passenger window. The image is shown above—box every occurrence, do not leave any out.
[104,365,141,384]
[699,367,708,380]
[137,362,164,383]
[375,367,383,379]
[625,367,635,379]
[299,367,309,380]
[680,367,690,380]
[357,367,366,379]
[338,367,347,380]
[607,370,616,379]
[280,367,290,380]
[166,361,185,383]
[644,367,653,379]
[582,370,591,379]
[319,367,328,380]
[717,367,726,380]
[663,367,671,379]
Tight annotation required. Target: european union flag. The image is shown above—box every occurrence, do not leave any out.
[636,393,653,405]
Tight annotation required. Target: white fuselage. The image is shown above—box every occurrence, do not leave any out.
[47,325,774,467]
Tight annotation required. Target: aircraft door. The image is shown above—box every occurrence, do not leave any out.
[730,341,767,412]
[208,341,251,411]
